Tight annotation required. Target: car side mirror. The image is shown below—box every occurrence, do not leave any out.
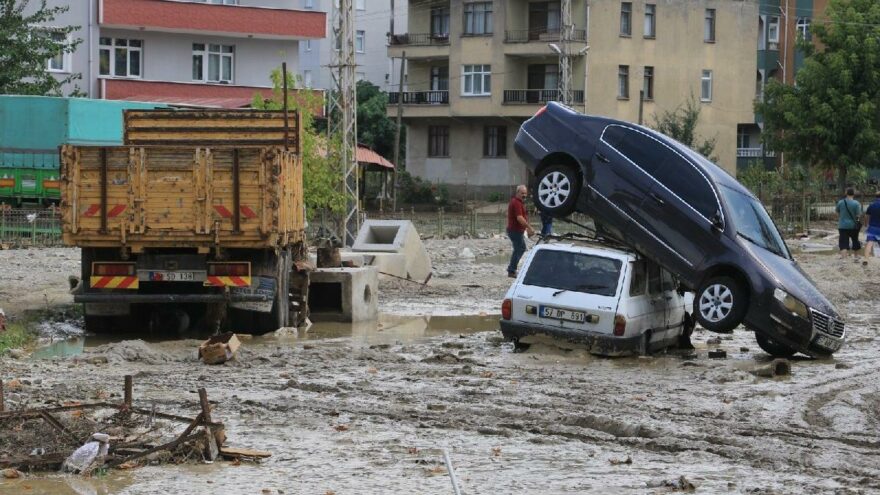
[711,211,724,232]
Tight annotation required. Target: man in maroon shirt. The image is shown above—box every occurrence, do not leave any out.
[507,185,535,277]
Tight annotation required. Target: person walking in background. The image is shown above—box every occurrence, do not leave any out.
[507,185,535,278]
[836,187,863,261]
[863,190,880,265]
[539,211,554,237]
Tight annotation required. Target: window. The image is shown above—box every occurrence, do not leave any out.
[303,70,312,88]
[464,2,493,35]
[99,38,142,78]
[720,185,789,259]
[428,126,450,157]
[704,8,716,42]
[192,43,234,84]
[356,0,365,10]
[629,261,647,296]
[430,66,449,91]
[483,126,507,157]
[651,148,719,220]
[356,30,365,52]
[529,2,561,38]
[768,16,779,43]
[462,64,491,96]
[796,17,810,40]
[305,0,313,8]
[46,31,70,73]
[648,263,662,295]
[644,4,656,38]
[603,125,672,176]
[431,6,450,36]
[700,69,712,102]
[618,65,629,99]
[642,66,654,100]
[620,2,632,36]
[737,125,750,149]
[523,251,622,297]
[305,39,312,51]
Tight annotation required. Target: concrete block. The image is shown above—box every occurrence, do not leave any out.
[308,251,365,267]
[352,220,431,281]
[308,266,378,322]
[359,252,407,279]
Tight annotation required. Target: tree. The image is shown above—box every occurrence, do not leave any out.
[756,0,880,193]
[320,80,404,163]
[0,0,81,95]
[252,68,346,217]
[649,95,717,161]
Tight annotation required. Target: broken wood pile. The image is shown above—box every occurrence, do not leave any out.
[0,375,269,473]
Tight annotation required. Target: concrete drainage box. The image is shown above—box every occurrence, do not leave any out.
[308,266,378,322]
[352,220,431,281]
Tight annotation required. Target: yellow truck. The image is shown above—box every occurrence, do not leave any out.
[61,109,306,334]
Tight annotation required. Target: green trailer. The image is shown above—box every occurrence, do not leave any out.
[0,96,162,205]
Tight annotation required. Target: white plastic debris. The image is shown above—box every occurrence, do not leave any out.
[61,433,110,474]
[459,247,475,260]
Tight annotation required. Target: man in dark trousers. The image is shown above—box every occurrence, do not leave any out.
[507,185,535,278]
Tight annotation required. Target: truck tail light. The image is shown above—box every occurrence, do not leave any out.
[613,314,626,336]
[92,262,135,276]
[502,299,512,320]
[208,262,250,277]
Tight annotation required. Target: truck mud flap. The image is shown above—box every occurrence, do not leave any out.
[229,276,276,313]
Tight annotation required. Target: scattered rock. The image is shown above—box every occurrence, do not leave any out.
[708,349,727,359]
[706,337,722,345]
[609,455,632,465]
[739,347,750,353]
[646,475,696,491]
[6,348,26,359]
[427,404,446,411]
[835,362,852,370]
[2,468,22,479]
[750,359,792,378]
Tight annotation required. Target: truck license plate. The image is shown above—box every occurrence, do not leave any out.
[540,305,586,323]
[814,334,841,352]
[148,271,195,282]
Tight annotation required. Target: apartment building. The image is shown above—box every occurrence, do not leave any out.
[740,0,828,170]
[39,0,325,107]
[388,0,759,197]
[297,0,407,90]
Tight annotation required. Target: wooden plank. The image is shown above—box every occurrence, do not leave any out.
[219,447,272,459]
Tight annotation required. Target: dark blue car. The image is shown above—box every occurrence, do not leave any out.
[514,102,844,358]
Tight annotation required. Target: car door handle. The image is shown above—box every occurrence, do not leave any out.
[650,192,665,206]
[595,152,610,163]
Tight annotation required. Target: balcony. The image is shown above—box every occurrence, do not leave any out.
[736,147,776,158]
[504,29,587,43]
[388,91,449,105]
[388,33,450,46]
[503,89,584,105]
[100,0,325,40]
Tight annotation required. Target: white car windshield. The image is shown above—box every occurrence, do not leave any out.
[720,184,790,259]
[523,250,622,296]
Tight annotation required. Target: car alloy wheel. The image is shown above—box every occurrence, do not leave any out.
[538,171,571,209]
[699,284,733,323]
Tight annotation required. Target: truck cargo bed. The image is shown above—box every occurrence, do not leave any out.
[60,145,304,251]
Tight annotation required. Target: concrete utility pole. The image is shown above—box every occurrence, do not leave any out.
[392,53,406,211]
[328,0,359,245]
[558,0,573,105]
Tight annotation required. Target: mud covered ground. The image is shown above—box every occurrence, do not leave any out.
[2,230,879,494]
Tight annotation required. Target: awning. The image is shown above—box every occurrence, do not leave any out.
[356,145,395,169]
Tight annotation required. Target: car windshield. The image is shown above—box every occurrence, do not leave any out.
[523,250,622,296]
[720,185,790,259]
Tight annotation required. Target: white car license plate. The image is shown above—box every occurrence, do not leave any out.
[149,271,196,282]
[814,334,841,352]
[540,305,586,323]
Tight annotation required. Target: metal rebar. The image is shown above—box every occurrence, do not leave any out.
[442,448,462,495]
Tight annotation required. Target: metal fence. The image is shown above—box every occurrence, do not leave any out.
[0,208,63,247]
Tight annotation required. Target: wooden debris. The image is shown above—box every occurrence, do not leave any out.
[219,447,272,460]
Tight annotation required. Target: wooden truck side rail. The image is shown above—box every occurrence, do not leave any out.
[60,144,304,252]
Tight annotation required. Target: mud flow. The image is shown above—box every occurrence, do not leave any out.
[3,237,880,494]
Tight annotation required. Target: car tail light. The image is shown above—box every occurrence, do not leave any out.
[208,262,250,277]
[92,262,135,276]
[502,299,512,320]
[534,105,548,118]
[613,314,626,336]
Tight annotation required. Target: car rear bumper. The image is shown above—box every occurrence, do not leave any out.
[500,319,644,356]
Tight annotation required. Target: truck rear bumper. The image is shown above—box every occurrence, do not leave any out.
[73,292,270,304]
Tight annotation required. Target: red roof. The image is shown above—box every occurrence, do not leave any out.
[102,79,325,114]
[100,0,325,39]
[357,145,395,169]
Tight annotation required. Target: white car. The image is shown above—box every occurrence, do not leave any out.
[500,240,694,356]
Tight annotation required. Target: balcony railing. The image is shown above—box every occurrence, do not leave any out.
[388,91,449,104]
[503,89,584,104]
[504,28,586,43]
[388,33,450,46]
[737,147,776,158]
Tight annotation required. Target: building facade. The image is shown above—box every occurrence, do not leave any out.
[740,0,828,171]
[297,0,407,91]
[39,0,325,107]
[388,0,759,197]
